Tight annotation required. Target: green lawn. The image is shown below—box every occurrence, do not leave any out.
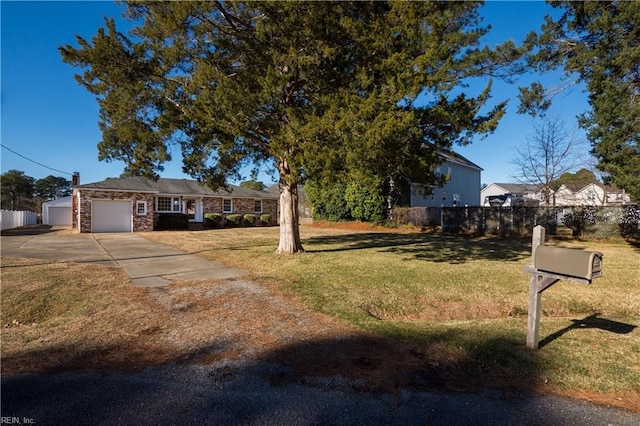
[144,226,640,400]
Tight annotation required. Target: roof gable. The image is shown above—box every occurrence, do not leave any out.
[437,149,483,171]
[491,183,542,194]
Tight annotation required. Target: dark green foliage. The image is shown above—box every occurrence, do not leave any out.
[225,214,242,227]
[1,170,35,211]
[155,214,188,230]
[520,1,640,202]
[344,177,386,223]
[556,169,599,189]
[305,181,350,222]
[34,176,72,201]
[204,213,223,228]
[243,214,256,226]
[260,214,271,226]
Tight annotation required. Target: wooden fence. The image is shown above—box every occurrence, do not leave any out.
[1,210,38,231]
[393,205,640,238]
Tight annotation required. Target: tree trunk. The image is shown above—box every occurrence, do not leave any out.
[277,168,304,254]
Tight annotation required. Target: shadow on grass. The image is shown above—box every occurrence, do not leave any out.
[305,232,531,263]
[539,313,637,349]
[1,329,539,394]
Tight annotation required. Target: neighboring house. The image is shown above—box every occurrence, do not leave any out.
[72,177,279,233]
[42,196,72,226]
[554,183,631,206]
[481,182,631,207]
[481,183,542,205]
[410,150,483,207]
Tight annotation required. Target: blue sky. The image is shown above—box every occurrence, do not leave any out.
[1,1,590,187]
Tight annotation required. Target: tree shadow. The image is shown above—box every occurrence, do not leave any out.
[4,329,639,423]
[625,238,640,251]
[260,331,539,395]
[0,225,66,236]
[305,232,531,263]
[539,313,637,349]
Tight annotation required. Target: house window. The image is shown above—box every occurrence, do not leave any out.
[157,196,181,212]
[254,200,262,213]
[223,198,233,213]
[136,201,147,216]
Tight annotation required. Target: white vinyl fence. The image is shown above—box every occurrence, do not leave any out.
[1,210,38,231]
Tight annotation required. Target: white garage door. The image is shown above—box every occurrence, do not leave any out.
[48,206,72,226]
[92,200,132,233]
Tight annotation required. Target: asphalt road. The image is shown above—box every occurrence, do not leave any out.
[2,360,639,426]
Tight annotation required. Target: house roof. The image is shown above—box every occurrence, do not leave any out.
[75,177,279,199]
[438,149,483,171]
[42,195,72,207]
[488,183,542,194]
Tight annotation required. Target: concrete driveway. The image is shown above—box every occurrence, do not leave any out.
[0,229,246,286]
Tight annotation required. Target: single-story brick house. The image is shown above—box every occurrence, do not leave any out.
[72,176,279,233]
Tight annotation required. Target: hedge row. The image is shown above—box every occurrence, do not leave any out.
[155,213,273,230]
[204,213,272,228]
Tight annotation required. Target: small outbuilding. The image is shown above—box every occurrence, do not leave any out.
[42,196,73,226]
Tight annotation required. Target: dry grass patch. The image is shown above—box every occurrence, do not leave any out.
[1,256,357,375]
[1,258,173,373]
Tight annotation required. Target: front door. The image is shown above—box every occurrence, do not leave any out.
[185,198,203,222]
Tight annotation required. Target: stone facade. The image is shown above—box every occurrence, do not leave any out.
[202,197,278,225]
[75,189,278,232]
[73,190,155,233]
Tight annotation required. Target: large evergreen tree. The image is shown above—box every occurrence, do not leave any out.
[519,1,640,202]
[61,1,524,252]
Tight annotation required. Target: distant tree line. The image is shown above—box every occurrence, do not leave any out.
[0,170,72,212]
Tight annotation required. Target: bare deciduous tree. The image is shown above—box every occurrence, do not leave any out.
[512,116,586,205]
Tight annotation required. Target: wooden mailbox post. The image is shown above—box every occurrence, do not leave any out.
[524,225,603,349]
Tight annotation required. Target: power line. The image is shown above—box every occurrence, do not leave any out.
[1,144,74,176]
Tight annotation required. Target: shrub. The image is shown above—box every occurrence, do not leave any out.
[260,214,272,226]
[155,214,189,230]
[204,213,223,228]
[243,214,256,226]
[345,180,385,223]
[225,214,243,227]
[305,180,351,222]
